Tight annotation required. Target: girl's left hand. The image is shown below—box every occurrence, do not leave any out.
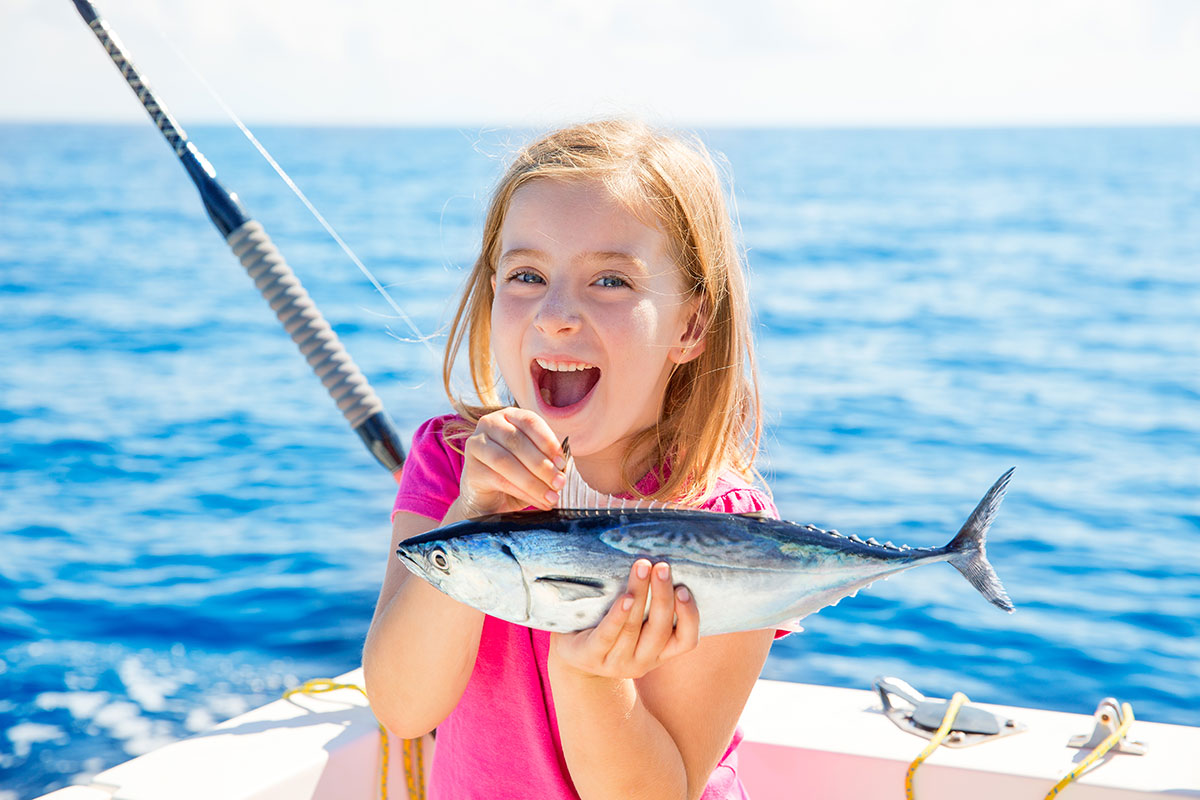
[550,559,699,680]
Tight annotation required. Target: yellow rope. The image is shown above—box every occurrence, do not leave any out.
[283,679,426,800]
[904,691,968,800]
[1043,702,1134,798]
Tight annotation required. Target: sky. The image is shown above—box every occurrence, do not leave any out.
[6,0,1200,127]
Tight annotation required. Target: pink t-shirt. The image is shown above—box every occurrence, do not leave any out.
[391,414,780,800]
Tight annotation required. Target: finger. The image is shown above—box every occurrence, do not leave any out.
[634,562,676,664]
[501,407,566,468]
[584,589,638,657]
[464,435,547,509]
[479,412,566,494]
[608,559,652,663]
[499,412,567,492]
[478,461,544,510]
[660,584,700,661]
[468,431,560,509]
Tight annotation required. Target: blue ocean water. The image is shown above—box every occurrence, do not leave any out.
[1,124,1197,798]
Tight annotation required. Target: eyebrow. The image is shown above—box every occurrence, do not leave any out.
[498,248,649,272]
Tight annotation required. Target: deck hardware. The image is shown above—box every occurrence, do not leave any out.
[1068,697,1147,755]
[875,676,1027,748]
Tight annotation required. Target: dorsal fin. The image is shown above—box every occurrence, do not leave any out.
[558,438,684,513]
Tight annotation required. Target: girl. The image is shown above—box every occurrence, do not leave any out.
[363,119,779,800]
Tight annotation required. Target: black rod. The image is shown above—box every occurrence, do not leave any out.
[71,0,405,474]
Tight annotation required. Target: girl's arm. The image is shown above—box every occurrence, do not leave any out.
[550,561,775,800]
[361,503,484,739]
[363,407,567,738]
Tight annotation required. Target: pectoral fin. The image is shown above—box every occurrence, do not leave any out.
[534,575,608,602]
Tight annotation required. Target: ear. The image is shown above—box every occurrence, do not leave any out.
[669,297,709,365]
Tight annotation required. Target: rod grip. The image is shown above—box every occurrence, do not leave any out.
[228,220,404,473]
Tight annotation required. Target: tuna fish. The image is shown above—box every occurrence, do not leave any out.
[396,464,1015,636]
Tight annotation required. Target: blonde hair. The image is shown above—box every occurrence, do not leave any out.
[443,119,762,504]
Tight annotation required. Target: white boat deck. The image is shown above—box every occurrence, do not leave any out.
[38,670,1200,800]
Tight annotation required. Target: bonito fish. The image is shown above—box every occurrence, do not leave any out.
[396,462,1015,636]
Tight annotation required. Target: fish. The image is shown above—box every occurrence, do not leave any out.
[395,461,1015,636]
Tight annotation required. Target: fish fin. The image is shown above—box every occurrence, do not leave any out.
[945,468,1016,613]
[533,575,608,601]
[558,439,683,512]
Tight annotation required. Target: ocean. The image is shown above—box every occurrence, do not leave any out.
[1,124,1197,798]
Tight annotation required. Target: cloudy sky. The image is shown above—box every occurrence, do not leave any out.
[8,0,1200,127]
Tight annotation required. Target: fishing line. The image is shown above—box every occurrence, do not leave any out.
[70,0,407,475]
[158,34,440,360]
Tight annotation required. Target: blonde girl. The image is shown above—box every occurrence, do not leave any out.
[364,119,780,800]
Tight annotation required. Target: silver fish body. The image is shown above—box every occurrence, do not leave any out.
[396,469,1015,636]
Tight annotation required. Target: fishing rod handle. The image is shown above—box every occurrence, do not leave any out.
[228,220,405,474]
[73,0,405,474]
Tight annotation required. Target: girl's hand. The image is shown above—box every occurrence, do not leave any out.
[457,407,566,518]
[550,560,700,680]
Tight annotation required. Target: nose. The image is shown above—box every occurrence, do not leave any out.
[533,283,582,336]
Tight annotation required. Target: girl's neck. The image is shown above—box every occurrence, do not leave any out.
[571,435,656,498]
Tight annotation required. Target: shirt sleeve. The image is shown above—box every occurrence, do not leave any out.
[701,484,780,520]
[392,415,466,523]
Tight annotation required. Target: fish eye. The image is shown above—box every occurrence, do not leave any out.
[430,548,450,572]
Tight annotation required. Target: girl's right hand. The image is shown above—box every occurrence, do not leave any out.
[456,407,566,518]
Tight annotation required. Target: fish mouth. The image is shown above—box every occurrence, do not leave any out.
[531,358,601,411]
[395,547,423,576]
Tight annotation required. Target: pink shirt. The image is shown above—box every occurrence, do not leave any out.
[392,414,780,800]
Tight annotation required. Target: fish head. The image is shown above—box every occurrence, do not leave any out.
[396,533,530,623]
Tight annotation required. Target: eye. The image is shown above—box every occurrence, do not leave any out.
[430,549,450,572]
[506,269,544,285]
[594,274,628,288]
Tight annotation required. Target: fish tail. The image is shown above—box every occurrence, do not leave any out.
[945,468,1016,613]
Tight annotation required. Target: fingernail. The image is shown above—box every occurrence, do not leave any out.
[636,561,650,580]
[655,563,670,581]
[544,490,559,505]
[554,456,567,470]
[621,596,634,611]
[676,586,690,603]
[551,472,566,490]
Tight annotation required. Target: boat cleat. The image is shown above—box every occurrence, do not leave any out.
[1068,696,1147,755]
[874,676,1027,747]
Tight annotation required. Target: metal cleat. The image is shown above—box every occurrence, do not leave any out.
[1068,697,1147,755]
[874,676,1026,748]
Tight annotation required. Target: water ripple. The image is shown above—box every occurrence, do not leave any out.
[3,124,1198,797]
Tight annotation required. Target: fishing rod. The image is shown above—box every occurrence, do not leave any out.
[70,0,406,475]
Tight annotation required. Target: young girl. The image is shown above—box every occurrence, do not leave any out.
[363,119,779,800]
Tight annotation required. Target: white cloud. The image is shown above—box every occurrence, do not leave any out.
[5,0,1199,125]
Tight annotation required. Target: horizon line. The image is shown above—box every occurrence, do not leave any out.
[5,116,1200,131]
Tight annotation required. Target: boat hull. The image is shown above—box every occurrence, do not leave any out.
[36,670,1200,800]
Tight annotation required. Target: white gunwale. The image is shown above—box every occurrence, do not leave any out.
[36,670,1200,800]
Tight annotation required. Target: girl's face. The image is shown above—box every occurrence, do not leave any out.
[491,178,701,478]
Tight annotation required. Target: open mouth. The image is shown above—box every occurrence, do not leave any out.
[532,358,601,409]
